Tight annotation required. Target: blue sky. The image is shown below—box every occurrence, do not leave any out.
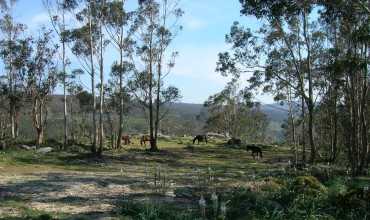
[11,0,274,104]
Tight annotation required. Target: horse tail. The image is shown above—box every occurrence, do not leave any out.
[193,137,196,144]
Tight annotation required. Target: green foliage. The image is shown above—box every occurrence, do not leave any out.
[221,176,369,219]
[120,201,198,220]
[204,81,268,143]
[293,176,328,195]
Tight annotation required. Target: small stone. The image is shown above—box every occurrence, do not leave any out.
[36,147,53,154]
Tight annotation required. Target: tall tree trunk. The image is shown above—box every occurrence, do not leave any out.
[70,97,75,143]
[148,14,157,152]
[89,1,97,154]
[62,10,68,149]
[155,43,163,142]
[303,9,316,164]
[9,62,16,140]
[359,48,369,172]
[8,14,16,140]
[33,99,45,147]
[154,66,161,142]
[301,97,306,163]
[36,128,44,146]
[10,103,15,139]
[149,60,156,151]
[98,22,104,156]
[308,103,315,162]
[154,0,168,148]
[329,88,338,163]
[117,30,124,149]
[287,84,297,165]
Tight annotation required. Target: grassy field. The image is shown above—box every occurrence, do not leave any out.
[0,137,369,220]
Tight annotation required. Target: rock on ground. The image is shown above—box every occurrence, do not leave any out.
[36,147,53,154]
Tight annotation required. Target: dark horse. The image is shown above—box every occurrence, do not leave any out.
[193,135,208,144]
[140,135,151,146]
[246,145,263,159]
[121,135,131,145]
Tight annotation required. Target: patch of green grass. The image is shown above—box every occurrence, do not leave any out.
[120,200,199,220]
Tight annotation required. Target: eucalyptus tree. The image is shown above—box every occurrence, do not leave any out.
[204,80,246,138]
[104,0,136,148]
[75,89,94,141]
[320,0,370,175]
[95,0,110,155]
[0,0,26,139]
[103,80,131,149]
[217,0,325,163]
[26,29,59,146]
[109,61,134,148]
[66,69,83,143]
[130,0,182,151]
[153,0,182,143]
[43,0,80,148]
[64,0,104,153]
[205,79,268,142]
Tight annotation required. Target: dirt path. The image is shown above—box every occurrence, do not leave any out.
[0,166,150,218]
[0,164,193,219]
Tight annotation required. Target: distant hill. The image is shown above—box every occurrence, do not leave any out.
[166,102,288,122]
[261,104,289,122]
[166,102,288,142]
[46,95,288,122]
[17,96,287,141]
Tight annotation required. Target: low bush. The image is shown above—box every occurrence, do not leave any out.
[120,201,199,220]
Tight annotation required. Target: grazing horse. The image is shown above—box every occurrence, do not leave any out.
[246,145,263,159]
[193,135,208,144]
[140,135,151,146]
[121,135,131,145]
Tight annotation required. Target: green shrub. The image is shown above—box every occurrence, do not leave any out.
[293,176,328,195]
[120,201,199,220]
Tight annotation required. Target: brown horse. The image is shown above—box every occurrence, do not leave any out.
[122,135,131,145]
[140,135,151,146]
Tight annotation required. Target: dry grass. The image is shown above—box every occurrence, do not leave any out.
[0,138,291,219]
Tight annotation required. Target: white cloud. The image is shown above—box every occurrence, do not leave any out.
[183,16,207,31]
[173,44,227,84]
[27,12,75,31]
[30,12,50,26]
[172,44,275,104]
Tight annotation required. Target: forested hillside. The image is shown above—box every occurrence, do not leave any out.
[13,95,286,142]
